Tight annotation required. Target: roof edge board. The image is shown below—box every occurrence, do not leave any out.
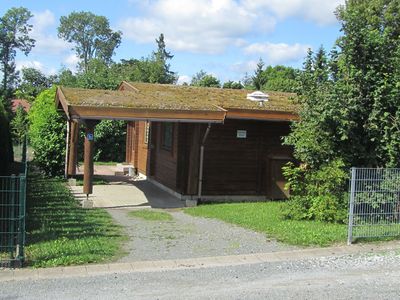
[72,116,224,123]
[69,105,226,122]
[56,87,70,120]
[118,81,139,92]
[226,109,299,121]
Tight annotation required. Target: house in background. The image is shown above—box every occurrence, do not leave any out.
[56,82,298,204]
[11,99,30,113]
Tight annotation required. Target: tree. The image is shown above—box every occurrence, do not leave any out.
[58,68,78,87]
[190,70,220,88]
[16,67,57,102]
[0,7,35,98]
[334,0,400,167]
[283,0,400,222]
[251,58,266,90]
[262,65,300,93]
[76,58,121,90]
[0,98,12,175]
[222,80,243,89]
[11,104,28,145]
[148,33,177,84]
[58,11,122,73]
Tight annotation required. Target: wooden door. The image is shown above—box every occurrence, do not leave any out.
[269,159,291,199]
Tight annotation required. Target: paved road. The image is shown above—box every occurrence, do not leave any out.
[2,250,400,300]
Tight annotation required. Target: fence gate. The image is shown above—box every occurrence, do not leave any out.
[348,167,400,244]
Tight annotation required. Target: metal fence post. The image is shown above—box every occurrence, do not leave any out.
[9,175,16,258]
[347,167,356,245]
[17,174,26,264]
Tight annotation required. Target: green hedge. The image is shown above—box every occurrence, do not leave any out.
[28,88,66,176]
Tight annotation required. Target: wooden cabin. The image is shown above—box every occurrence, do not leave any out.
[56,82,298,203]
[119,82,298,202]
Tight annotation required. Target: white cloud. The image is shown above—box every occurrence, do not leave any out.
[30,10,69,55]
[119,0,343,55]
[244,42,310,64]
[31,9,55,32]
[16,60,57,76]
[177,75,191,85]
[64,54,80,67]
[242,0,344,25]
[230,60,258,74]
[119,0,274,54]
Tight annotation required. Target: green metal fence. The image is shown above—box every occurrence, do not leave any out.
[347,167,400,244]
[0,142,27,268]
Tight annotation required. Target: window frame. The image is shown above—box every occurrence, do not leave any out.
[144,121,150,144]
[161,122,174,152]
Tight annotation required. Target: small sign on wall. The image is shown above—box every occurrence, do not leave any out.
[236,130,247,139]
[87,133,94,141]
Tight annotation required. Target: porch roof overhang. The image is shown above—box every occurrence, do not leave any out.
[56,82,299,123]
[56,86,227,123]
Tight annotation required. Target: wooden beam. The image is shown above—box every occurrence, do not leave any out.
[186,124,202,195]
[226,109,299,121]
[55,87,70,119]
[125,122,132,163]
[133,121,139,173]
[67,121,79,176]
[69,106,226,123]
[83,120,97,195]
[118,81,139,92]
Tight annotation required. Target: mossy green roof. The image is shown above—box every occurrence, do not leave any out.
[60,82,298,112]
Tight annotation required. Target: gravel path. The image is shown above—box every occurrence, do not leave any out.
[107,208,298,262]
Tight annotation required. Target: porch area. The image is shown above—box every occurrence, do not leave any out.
[69,165,184,209]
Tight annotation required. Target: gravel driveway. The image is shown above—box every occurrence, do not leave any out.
[107,208,298,262]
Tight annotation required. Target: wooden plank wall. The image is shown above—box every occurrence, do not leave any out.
[144,119,294,198]
[125,121,149,175]
[200,119,293,196]
[150,122,179,190]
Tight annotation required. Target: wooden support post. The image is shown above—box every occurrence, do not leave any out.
[133,121,139,173]
[186,124,201,195]
[67,121,79,176]
[83,120,96,196]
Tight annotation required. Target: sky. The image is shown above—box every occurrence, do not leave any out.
[1,0,345,84]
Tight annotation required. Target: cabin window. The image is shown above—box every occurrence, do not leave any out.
[144,122,150,144]
[161,122,174,151]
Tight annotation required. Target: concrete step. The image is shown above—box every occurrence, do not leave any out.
[115,163,135,176]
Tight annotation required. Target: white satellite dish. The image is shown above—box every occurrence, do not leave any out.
[246,91,269,106]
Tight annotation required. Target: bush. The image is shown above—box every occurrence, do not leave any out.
[76,120,126,163]
[28,87,66,176]
[0,99,13,175]
[93,120,126,162]
[283,159,349,223]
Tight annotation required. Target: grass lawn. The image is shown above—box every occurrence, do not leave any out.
[77,161,120,166]
[128,209,173,221]
[75,175,109,186]
[92,161,120,166]
[25,174,126,268]
[185,202,347,247]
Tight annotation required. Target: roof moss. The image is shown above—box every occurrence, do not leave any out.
[127,82,298,112]
[60,86,221,111]
[60,82,298,113]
